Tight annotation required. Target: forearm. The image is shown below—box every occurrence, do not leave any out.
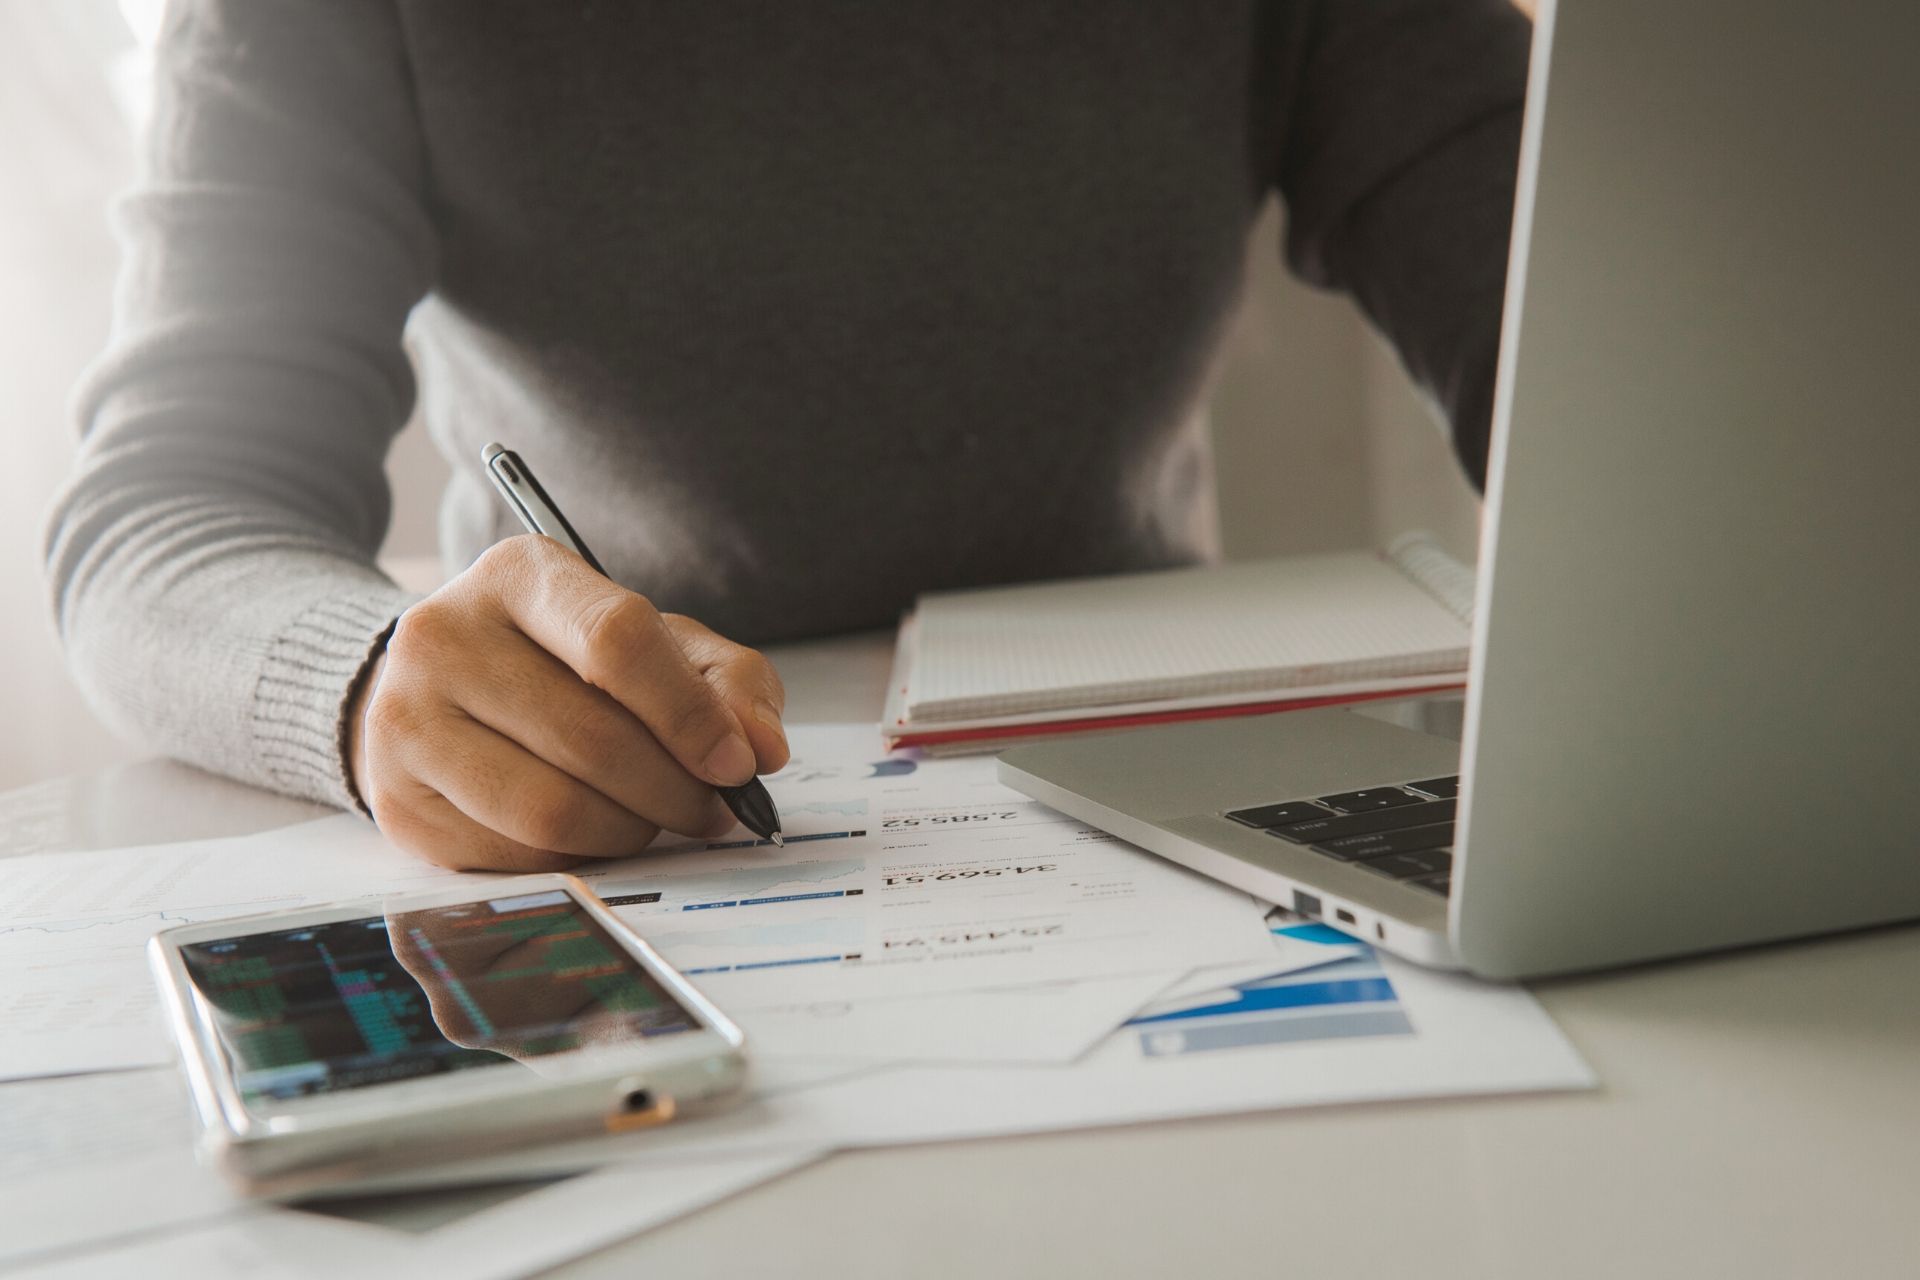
[47,478,416,807]
[48,351,421,808]
[48,319,424,810]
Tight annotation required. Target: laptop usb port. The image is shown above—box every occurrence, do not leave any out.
[1291,890,1322,918]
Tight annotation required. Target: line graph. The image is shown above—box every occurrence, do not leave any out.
[0,906,223,942]
[781,798,870,818]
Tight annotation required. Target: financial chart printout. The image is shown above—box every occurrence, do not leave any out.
[0,727,1272,1082]
[574,728,1276,1009]
[179,890,699,1101]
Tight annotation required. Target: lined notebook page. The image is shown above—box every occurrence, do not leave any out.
[906,549,1472,723]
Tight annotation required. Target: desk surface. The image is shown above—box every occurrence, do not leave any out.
[8,632,1917,1280]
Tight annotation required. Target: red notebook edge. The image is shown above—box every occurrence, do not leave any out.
[884,683,1467,752]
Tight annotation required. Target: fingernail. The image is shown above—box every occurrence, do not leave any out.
[703,735,756,786]
[751,701,788,749]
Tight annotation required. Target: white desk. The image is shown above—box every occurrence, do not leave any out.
[8,632,1917,1279]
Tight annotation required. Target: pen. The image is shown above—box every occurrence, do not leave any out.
[480,442,785,847]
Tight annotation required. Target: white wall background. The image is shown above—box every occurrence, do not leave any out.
[1,2,143,791]
[0,2,1480,794]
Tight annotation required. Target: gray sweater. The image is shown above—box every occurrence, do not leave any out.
[46,0,1530,813]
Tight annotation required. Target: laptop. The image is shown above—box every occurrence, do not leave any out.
[998,0,1920,978]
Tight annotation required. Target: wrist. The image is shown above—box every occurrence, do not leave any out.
[342,648,389,816]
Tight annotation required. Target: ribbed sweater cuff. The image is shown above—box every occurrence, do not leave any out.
[248,588,418,813]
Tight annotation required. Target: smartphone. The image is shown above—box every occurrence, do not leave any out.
[148,874,746,1198]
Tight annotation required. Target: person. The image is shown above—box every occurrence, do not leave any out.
[45,1,1532,873]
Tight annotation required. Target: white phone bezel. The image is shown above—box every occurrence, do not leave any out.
[148,873,745,1151]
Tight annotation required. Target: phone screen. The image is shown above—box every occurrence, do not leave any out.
[178,889,703,1102]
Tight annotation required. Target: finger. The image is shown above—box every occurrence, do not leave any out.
[476,536,757,787]
[393,711,663,859]
[447,628,731,837]
[663,613,791,773]
[371,779,587,874]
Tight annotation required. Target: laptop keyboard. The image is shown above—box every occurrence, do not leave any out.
[1226,776,1459,898]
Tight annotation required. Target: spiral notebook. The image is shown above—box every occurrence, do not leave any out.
[883,533,1475,753]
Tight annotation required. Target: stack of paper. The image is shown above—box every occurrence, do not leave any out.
[0,726,1592,1275]
[883,535,1476,753]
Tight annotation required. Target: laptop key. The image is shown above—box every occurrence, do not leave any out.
[1224,801,1334,829]
[1317,787,1423,813]
[1312,824,1454,860]
[1410,873,1452,896]
[1268,799,1455,844]
[1404,848,1453,875]
[1306,840,1389,863]
[1406,776,1459,799]
[1357,849,1454,880]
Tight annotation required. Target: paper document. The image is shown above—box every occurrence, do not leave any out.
[0,1058,823,1275]
[543,921,1595,1163]
[10,1116,819,1280]
[0,1068,237,1267]
[731,972,1180,1065]
[576,727,1277,1008]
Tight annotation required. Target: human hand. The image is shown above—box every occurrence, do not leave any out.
[346,535,788,871]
